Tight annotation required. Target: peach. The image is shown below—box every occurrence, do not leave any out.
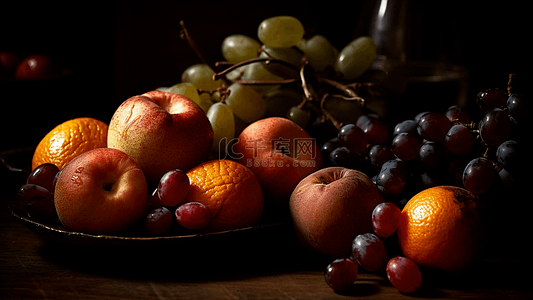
[289,167,384,258]
[233,117,322,216]
[107,90,213,184]
[54,148,148,234]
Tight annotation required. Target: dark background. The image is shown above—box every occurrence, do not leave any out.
[1,0,529,151]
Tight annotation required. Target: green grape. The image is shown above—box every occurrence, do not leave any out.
[221,34,261,63]
[225,83,266,123]
[155,86,171,92]
[335,36,377,80]
[181,64,224,91]
[258,45,302,78]
[257,16,304,48]
[298,34,338,72]
[286,106,311,128]
[206,102,235,155]
[323,95,364,125]
[262,87,303,117]
[168,82,212,113]
[238,62,284,95]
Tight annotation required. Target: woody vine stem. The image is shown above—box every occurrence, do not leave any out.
[179,20,373,130]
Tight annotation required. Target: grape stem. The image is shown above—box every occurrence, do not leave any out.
[320,93,343,130]
[213,57,299,83]
[318,77,365,106]
[179,20,216,72]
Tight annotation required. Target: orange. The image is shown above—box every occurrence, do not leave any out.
[398,186,487,273]
[32,117,108,170]
[184,159,263,232]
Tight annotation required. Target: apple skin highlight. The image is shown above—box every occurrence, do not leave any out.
[107,90,214,184]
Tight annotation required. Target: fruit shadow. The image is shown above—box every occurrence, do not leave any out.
[37,227,330,283]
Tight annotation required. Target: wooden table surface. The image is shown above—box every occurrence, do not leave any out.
[1,149,532,300]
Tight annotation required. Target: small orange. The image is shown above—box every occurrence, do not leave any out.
[398,186,487,273]
[184,159,263,232]
[32,117,108,170]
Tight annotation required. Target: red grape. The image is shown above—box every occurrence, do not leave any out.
[357,115,388,145]
[417,112,451,142]
[478,108,511,147]
[145,207,173,235]
[445,105,469,124]
[386,256,422,293]
[372,202,401,238]
[391,133,420,161]
[26,163,60,193]
[175,202,211,230]
[158,169,190,206]
[352,233,388,272]
[338,124,368,153]
[463,157,494,194]
[476,88,506,111]
[324,258,358,291]
[444,124,474,157]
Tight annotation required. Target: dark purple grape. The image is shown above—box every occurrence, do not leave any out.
[476,88,506,111]
[444,124,474,157]
[372,202,401,238]
[369,145,395,169]
[418,142,448,173]
[445,105,469,124]
[393,120,418,137]
[321,137,342,159]
[507,93,529,125]
[417,112,451,142]
[17,184,53,206]
[418,172,445,189]
[338,124,368,153]
[352,233,388,272]
[391,133,420,161]
[496,140,520,174]
[414,111,430,122]
[26,163,60,193]
[329,146,351,166]
[357,115,388,145]
[462,157,494,194]
[324,258,358,291]
[376,160,410,195]
[478,108,511,147]
[26,197,58,222]
[145,207,173,235]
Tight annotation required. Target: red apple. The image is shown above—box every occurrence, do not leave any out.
[289,167,384,258]
[233,117,322,216]
[54,148,149,234]
[15,54,59,80]
[107,90,214,184]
